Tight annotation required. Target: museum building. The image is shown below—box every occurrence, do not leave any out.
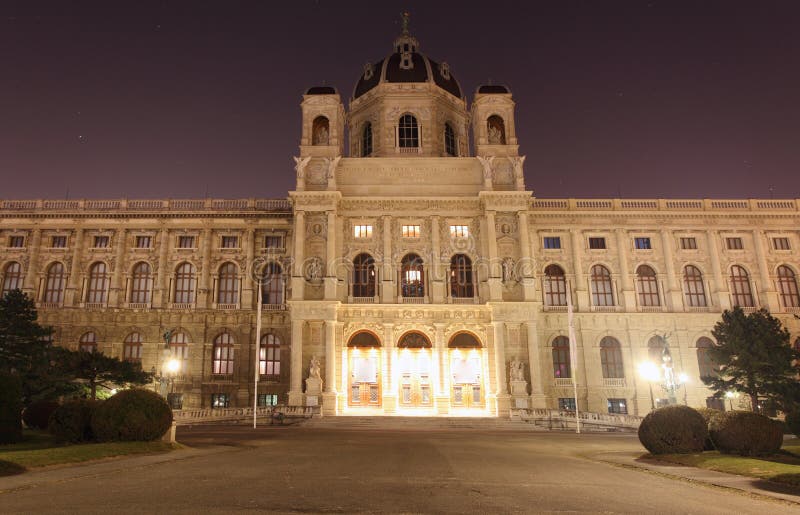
[1,24,799,417]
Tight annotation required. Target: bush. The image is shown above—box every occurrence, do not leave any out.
[0,373,23,444]
[694,407,724,451]
[785,411,800,438]
[91,389,172,442]
[709,410,784,456]
[22,400,60,430]
[638,405,708,455]
[49,400,101,443]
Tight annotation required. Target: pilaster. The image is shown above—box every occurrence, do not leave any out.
[381,216,394,303]
[660,229,682,310]
[66,226,84,306]
[292,210,306,300]
[492,321,510,416]
[22,228,41,295]
[517,211,536,300]
[434,323,449,415]
[752,229,778,310]
[570,229,588,309]
[485,211,502,300]
[430,215,445,303]
[324,211,337,299]
[525,321,546,408]
[382,323,397,413]
[322,320,338,415]
[615,228,635,309]
[288,319,305,406]
[706,230,731,309]
[109,228,126,306]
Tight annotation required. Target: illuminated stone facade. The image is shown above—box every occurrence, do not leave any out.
[2,27,799,416]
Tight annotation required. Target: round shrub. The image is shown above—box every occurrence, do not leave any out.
[49,400,101,443]
[785,411,800,438]
[638,405,708,455]
[709,411,784,456]
[0,372,23,444]
[91,389,172,442]
[22,400,60,430]
[694,407,724,451]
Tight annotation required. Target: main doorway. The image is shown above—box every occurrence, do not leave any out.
[449,332,484,409]
[397,332,434,408]
[347,331,381,407]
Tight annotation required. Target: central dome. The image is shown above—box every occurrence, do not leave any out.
[353,29,462,100]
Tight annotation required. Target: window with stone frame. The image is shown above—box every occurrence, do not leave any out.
[600,337,624,378]
[123,332,142,362]
[43,262,66,304]
[543,264,567,306]
[729,265,754,307]
[683,265,707,307]
[8,235,25,248]
[449,254,474,298]
[212,333,235,375]
[79,332,97,353]
[86,262,109,304]
[777,265,800,308]
[129,262,152,304]
[259,334,281,377]
[173,263,197,304]
[1,261,23,295]
[444,123,457,156]
[636,265,660,307]
[590,265,614,306]
[216,262,239,304]
[551,336,571,378]
[352,253,376,298]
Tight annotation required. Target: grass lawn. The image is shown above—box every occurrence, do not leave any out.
[648,442,800,487]
[0,431,179,476]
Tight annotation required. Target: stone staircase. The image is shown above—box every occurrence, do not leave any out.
[300,416,549,432]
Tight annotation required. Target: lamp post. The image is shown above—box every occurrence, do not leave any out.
[637,361,659,410]
[151,328,181,405]
[725,390,739,411]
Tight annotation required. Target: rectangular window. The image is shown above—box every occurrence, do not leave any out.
[680,237,697,250]
[221,236,238,248]
[558,398,576,411]
[8,236,25,248]
[634,237,651,250]
[543,236,561,249]
[211,393,230,408]
[450,225,469,238]
[773,237,791,250]
[588,237,606,249]
[178,236,195,249]
[135,236,152,249]
[257,394,278,407]
[167,393,184,410]
[353,225,373,238]
[51,236,67,248]
[726,237,743,250]
[607,398,628,415]
[402,225,420,238]
[264,235,283,249]
[93,236,110,248]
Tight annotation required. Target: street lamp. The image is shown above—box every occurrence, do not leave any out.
[725,390,739,411]
[151,329,181,402]
[637,361,660,410]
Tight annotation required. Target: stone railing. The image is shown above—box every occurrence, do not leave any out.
[172,405,318,426]
[0,198,292,213]
[510,408,643,431]
[530,198,799,212]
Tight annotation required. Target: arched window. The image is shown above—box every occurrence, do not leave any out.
[600,337,624,378]
[730,265,754,307]
[551,336,571,378]
[544,264,567,306]
[43,262,66,304]
[260,334,281,376]
[401,253,424,298]
[696,337,718,379]
[647,335,666,363]
[487,115,506,144]
[352,254,376,298]
[129,262,152,304]
[361,122,373,157]
[217,262,239,305]
[170,331,190,371]
[174,263,196,304]
[683,265,707,307]
[312,116,329,145]
[1,261,23,296]
[212,333,235,375]
[450,254,474,298]
[398,331,432,349]
[86,262,109,304]
[636,265,660,307]
[398,114,419,148]
[261,262,284,305]
[777,266,800,308]
[123,332,142,362]
[444,123,457,156]
[590,265,614,306]
[79,332,97,353]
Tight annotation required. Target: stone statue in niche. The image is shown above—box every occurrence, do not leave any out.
[313,125,329,145]
[509,358,525,382]
[488,124,503,144]
[309,355,322,380]
[502,257,517,284]
[306,257,323,282]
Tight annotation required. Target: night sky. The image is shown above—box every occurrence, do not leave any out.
[2,1,799,200]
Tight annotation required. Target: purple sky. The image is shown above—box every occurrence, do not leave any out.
[2,1,799,200]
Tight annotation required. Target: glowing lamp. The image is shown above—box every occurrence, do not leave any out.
[637,361,660,382]
[166,358,181,374]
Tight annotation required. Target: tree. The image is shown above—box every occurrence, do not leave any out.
[65,350,152,400]
[703,307,800,413]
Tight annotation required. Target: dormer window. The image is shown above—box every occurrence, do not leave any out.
[397,114,419,150]
[363,62,374,80]
[439,62,451,80]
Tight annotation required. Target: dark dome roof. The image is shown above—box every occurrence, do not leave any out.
[353,35,462,100]
[306,86,338,95]
[477,84,511,94]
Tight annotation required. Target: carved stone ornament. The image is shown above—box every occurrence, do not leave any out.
[476,156,495,181]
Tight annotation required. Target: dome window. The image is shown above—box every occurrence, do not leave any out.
[444,123,457,157]
[397,114,419,150]
[361,122,373,157]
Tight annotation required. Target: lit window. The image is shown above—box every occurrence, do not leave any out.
[726,237,743,250]
[260,334,281,376]
[211,393,230,408]
[551,336,571,378]
[773,237,791,250]
[173,263,197,304]
[221,236,238,249]
[1,262,23,295]
[680,237,697,250]
[257,394,278,407]
[402,225,420,238]
[450,225,469,238]
[217,262,239,304]
[401,254,424,298]
[93,236,110,248]
[51,236,67,248]
[543,237,561,249]
[634,237,651,250]
[178,236,195,249]
[588,237,606,249]
[353,225,373,238]
[264,235,283,249]
[543,265,567,306]
[607,398,628,414]
[212,333,235,375]
[8,236,25,248]
[135,236,152,249]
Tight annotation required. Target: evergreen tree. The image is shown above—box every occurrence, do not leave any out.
[65,350,152,400]
[703,307,800,413]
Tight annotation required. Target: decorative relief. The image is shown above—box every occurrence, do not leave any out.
[492,159,514,185]
[340,198,481,213]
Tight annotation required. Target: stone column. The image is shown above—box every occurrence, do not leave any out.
[322,320,338,415]
[430,215,444,303]
[570,229,588,309]
[706,230,730,309]
[288,319,304,406]
[66,227,84,306]
[381,216,394,303]
[198,228,212,308]
[22,228,41,296]
[292,210,305,300]
[382,323,396,413]
[434,323,449,414]
[155,226,169,308]
[517,211,536,300]
[615,228,634,309]
[526,321,546,408]
[325,211,337,299]
[660,229,681,310]
[110,228,126,306]
[752,229,778,310]
[493,321,510,415]
[485,211,502,300]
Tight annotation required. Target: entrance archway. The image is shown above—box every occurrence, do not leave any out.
[397,331,433,408]
[347,331,381,407]
[448,332,484,409]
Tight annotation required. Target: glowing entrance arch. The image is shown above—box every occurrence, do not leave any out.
[448,332,484,409]
[347,331,381,407]
[396,331,433,408]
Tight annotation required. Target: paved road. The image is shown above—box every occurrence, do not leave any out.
[1,425,798,514]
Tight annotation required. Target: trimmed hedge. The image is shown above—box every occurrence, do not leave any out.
[91,389,172,442]
[785,411,800,438]
[23,400,60,430]
[694,407,724,451]
[709,410,784,456]
[638,405,708,455]
[0,373,23,444]
[49,400,101,443]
